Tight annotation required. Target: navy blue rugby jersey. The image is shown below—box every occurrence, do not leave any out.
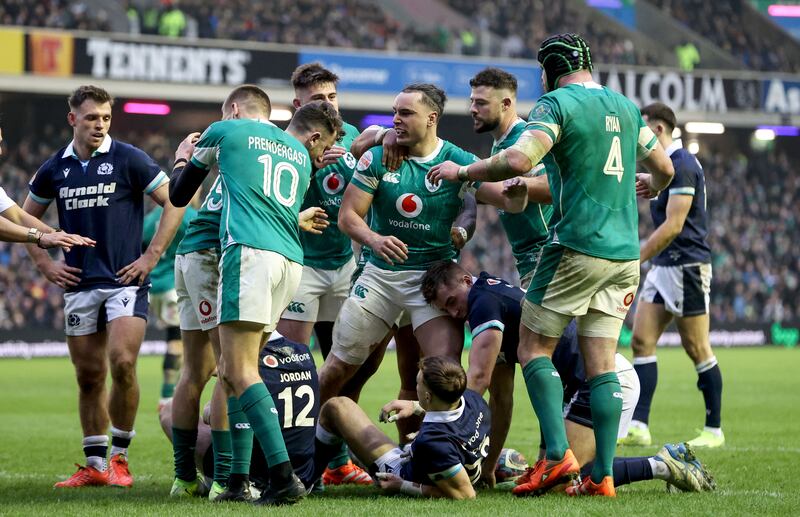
[650,139,711,266]
[400,389,490,485]
[28,136,167,291]
[467,272,526,364]
[257,334,319,486]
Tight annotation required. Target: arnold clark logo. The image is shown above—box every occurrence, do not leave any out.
[59,182,116,210]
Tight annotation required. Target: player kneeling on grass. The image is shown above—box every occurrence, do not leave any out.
[422,260,716,495]
[313,356,490,499]
[160,332,320,498]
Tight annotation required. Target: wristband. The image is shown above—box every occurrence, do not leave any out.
[400,480,423,496]
[411,401,425,416]
[173,158,188,168]
[457,165,470,181]
[374,127,389,145]
[453,226,468,242]
[26,227,41,243]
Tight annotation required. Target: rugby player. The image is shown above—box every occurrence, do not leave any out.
[319,83,526,410]
[24,85,189,488]
[143,197,198,408]
[428,34,675,496]
[421,260,715,493]
[314,356,490,499]
[621,103,723,448]
[467,67,552,287]
[161,331,320,495]
[169,86,342,506]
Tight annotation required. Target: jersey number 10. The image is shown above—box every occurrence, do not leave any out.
[258,154,300,207]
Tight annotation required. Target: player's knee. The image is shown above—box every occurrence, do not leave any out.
[320,396,353,427]
[630,333,655,355]
[75,365,106,395]
[109,357,138,386]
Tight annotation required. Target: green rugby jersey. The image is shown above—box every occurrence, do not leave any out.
[491,118,553,278]
[176,175,223,256]
[190,119,312,264]
[300,121,359,270]
[142,204,197,294]
[527,82,657,260]
[351,139,478,271]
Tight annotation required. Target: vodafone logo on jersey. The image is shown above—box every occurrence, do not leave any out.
[262,355,279,368]
[396,194,423,218]
[323,172,345,195]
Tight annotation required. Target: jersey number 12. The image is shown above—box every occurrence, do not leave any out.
[277,384,315,428]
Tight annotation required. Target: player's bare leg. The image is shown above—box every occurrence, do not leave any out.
[341,337,388,401]
[276,318,315,347]
[395,325,422,444]
[624,301,673,445]
[161,332,183,406]
[413,316,463,360]
[107,316,146,431]
[68,332,110,437]
[317,396,396,470]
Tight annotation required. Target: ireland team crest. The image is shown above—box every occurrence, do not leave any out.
[424,174,441,193]
[323,172,345,195]
[396,194,423,218]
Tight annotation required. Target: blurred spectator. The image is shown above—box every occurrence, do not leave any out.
[675,41,700,71]
[649,0,800,73]
[0,0,110,31]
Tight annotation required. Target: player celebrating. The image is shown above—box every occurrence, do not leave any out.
[170,86,342,506]
[319,83,525,407]
[428,34,675,497]
[24,85,188,488]
[314,356,490,499]
[621,103,723,448]
[277,63,360,359]
[421,260,715,494]
[468,67,552,286]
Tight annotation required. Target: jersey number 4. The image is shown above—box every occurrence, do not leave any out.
[277,384,315,428]
[258,154,300,207]
[603,136,624,183]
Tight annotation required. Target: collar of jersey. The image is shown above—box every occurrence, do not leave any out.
[267,330,284,342]
[664,138,683,157]
[408,138,444,164]
[578,81,603,89]
[494,118,526,148]
[423,396,465,423]
[246,117,276,126]
[62,135,112,159]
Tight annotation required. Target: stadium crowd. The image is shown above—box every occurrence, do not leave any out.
[647,0,800,73]
[0,0,111,32]
[0,122,796,330]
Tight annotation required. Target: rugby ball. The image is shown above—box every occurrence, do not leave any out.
[495,448,529,482]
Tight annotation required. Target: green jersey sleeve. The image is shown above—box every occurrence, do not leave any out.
[636,115,658,161]
[525,96,562,143]
[351,146,386,194]
[190,121,226,170]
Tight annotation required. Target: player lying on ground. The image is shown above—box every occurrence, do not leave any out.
[421,261,716,494]
[161,332,320,498]
[313,356,490,499]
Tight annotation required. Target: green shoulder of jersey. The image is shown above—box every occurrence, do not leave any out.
[351,139,478,271]
[491,118,553,278]
[143,205,197,294]
[176,174,224,256]
[526,83,657,261]
[191,118,311,263]
[300,121,359,270]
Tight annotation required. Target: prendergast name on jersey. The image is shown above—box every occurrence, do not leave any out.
[59,182,117,210]
[248,136,308,168]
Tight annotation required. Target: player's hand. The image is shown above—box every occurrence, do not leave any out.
[37,231,96,252]
[175,132,201,162]
[502,177,529,212]
[635,173,660,199]
[381,129,409,171]
[298,206,329,234]
[375,472,404,494]
[379,399,419,423]
[427,160,460,185]
[39,260,82,288]
[367,234,407,266]
[315,146,347,169]
[478,469,496,489]
[117,250,159,286]
[450,226,468,250]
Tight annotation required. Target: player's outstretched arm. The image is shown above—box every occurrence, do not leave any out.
[451,193,477,249]
[21,195,83,288]
[466,329,504,395]
[376,469,476,499]
[169,132,207,207]
[117,183,185,286]
[0,203,94,251]
[340,184,408,265]
[639,193,693,263]
[482,362,515,488]
[639,141,675,193]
